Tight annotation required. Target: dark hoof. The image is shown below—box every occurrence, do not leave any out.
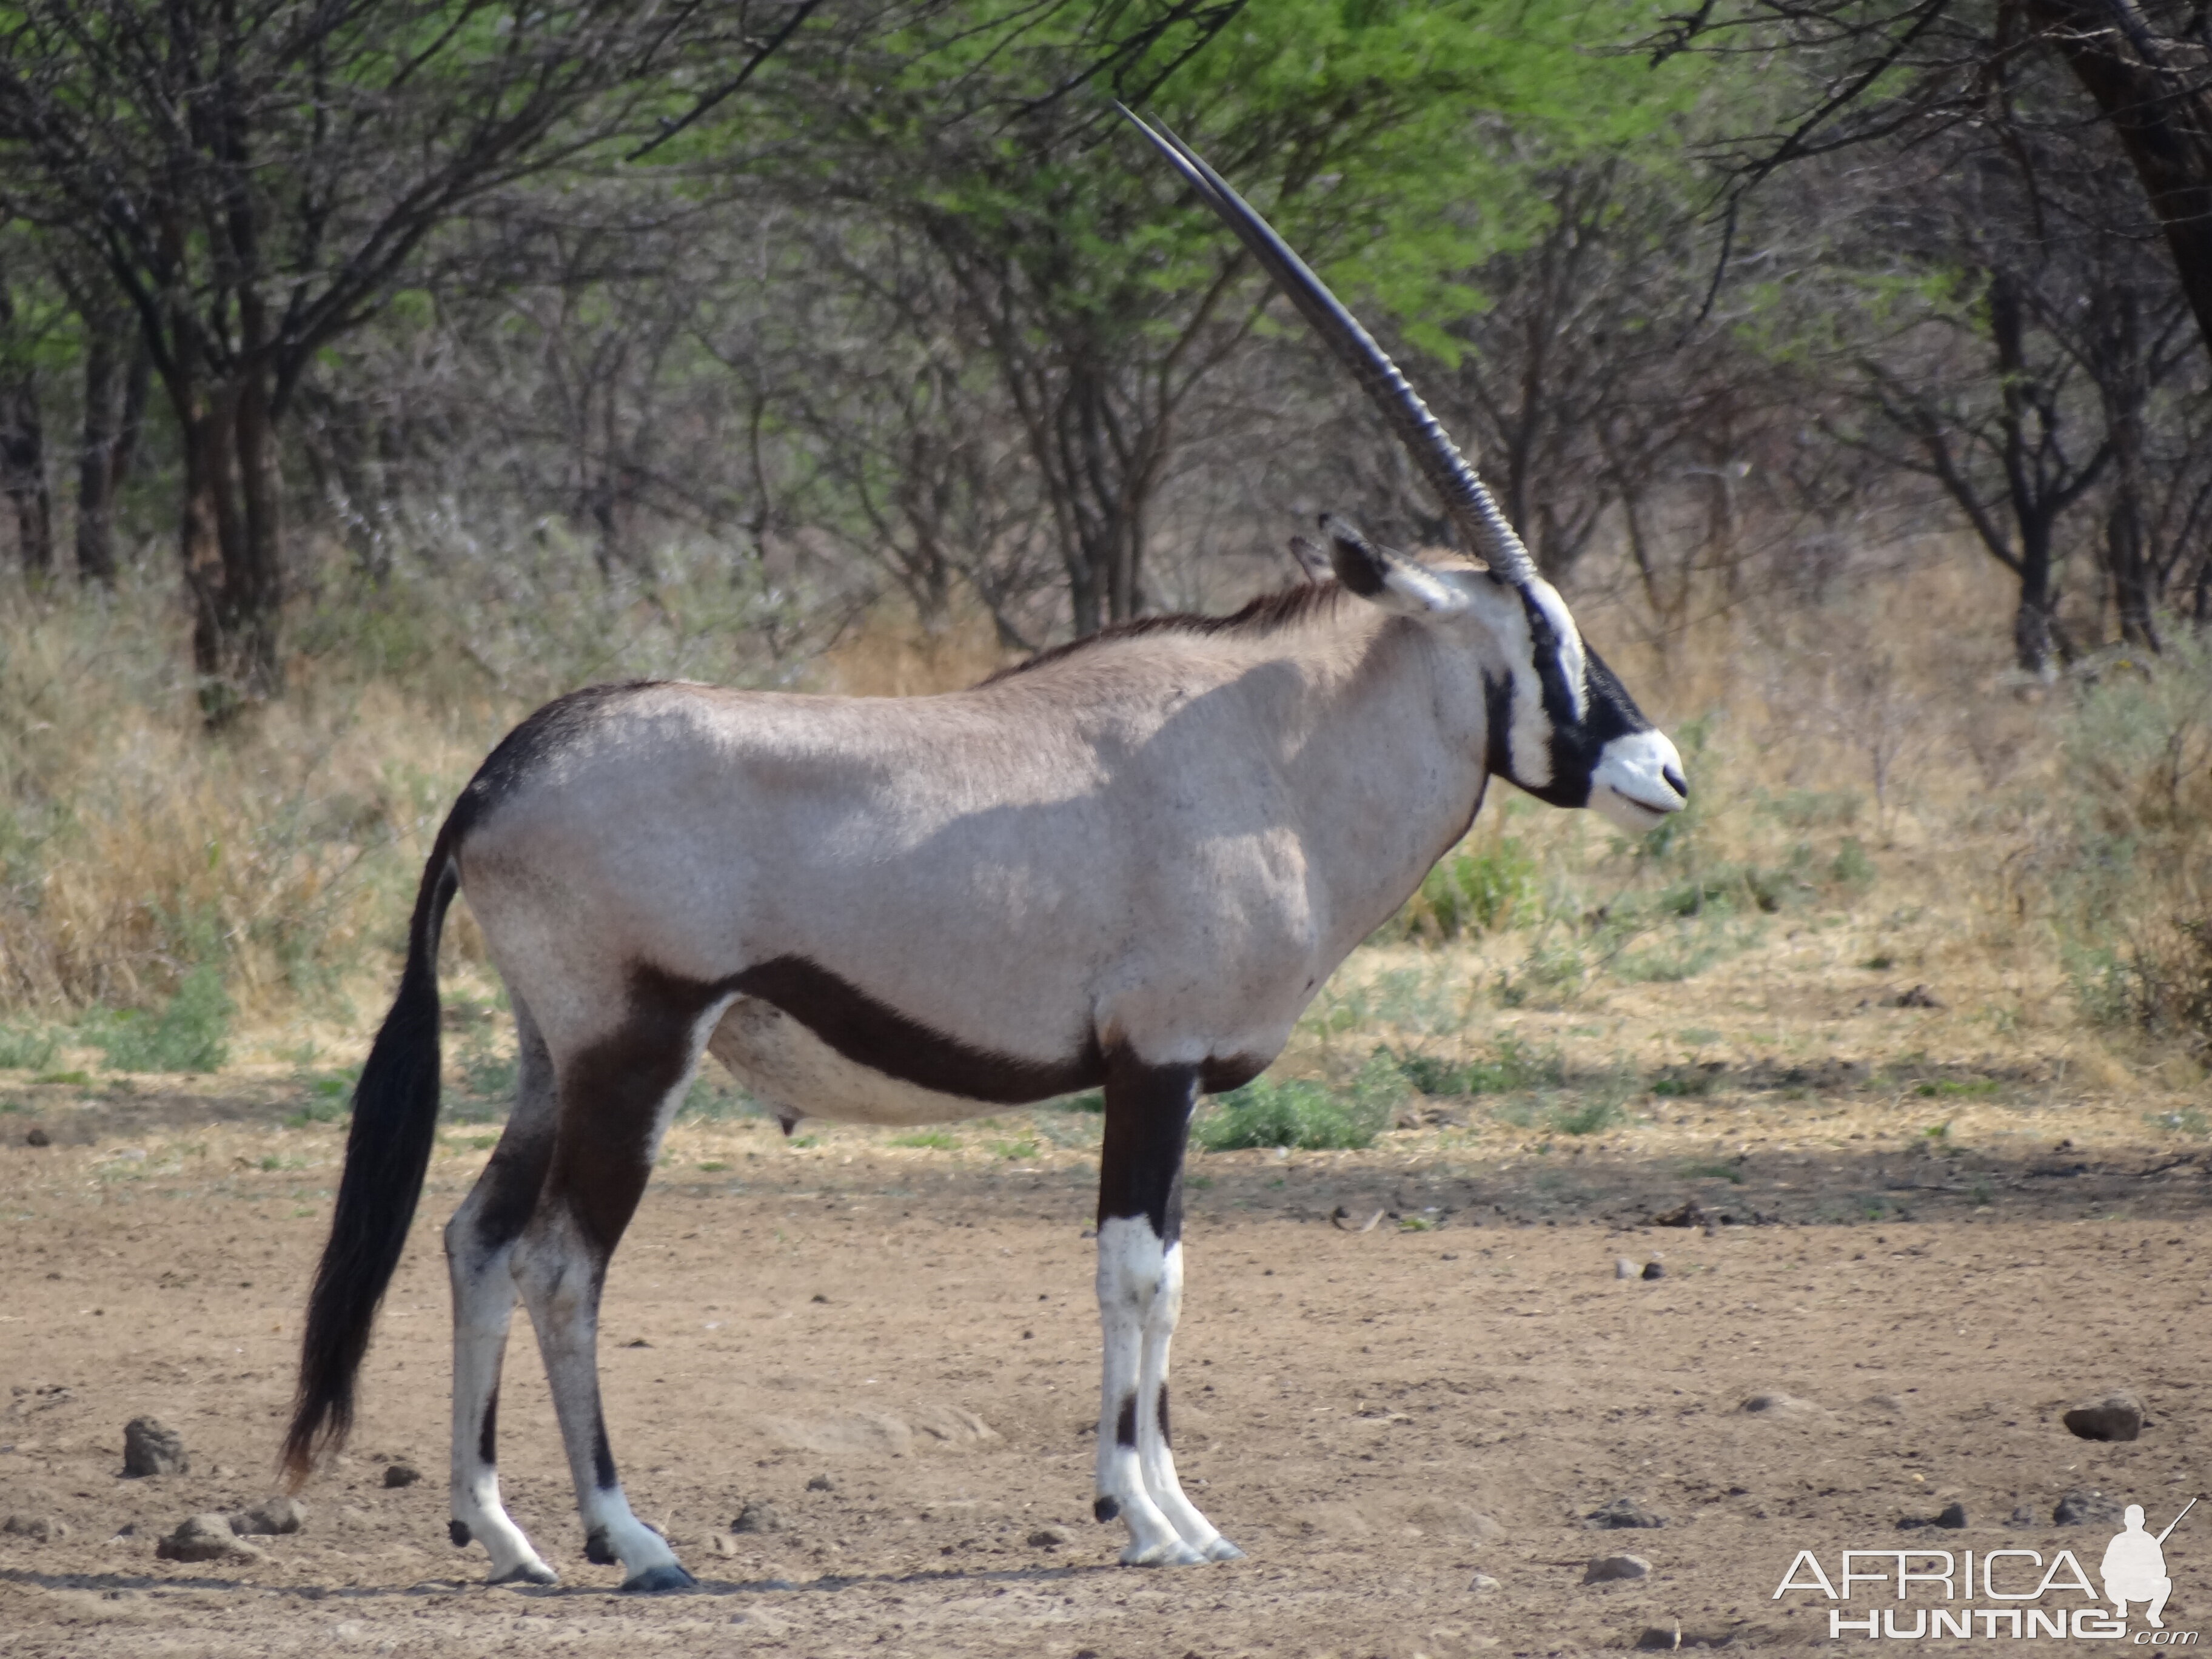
[1093,1495,1121,1524]
[449,1520,473,1548]
[620,1563,698,1594]
[488,1563,558,1586]
[585,1529,617,1566]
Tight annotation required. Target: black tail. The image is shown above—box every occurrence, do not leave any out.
[282,808,467,1484]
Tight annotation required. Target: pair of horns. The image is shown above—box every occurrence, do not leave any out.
[1116,104,1538,591]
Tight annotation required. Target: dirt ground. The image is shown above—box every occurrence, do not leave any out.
[2,1059,2208,1658]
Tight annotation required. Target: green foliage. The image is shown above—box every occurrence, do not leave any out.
[87,967,232,1073]
[2049,634,2212,1048]
[1196,1053,1406,1152]
[1387,837,1538,942]
[1549,1094,1624,1136]
[890,1130,958,1150]
[1392,1037,1563,1096]
[0,1023,58,1070]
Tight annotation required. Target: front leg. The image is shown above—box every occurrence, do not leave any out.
[1094,1051,1240,1565]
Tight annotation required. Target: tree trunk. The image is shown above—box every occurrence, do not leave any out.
[0,289,53,577]
[2028,0,2212,372]
[74,310,141,586]
[178,369,286,720]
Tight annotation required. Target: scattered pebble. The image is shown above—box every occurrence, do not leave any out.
[1615,1258,1641,1280]
[2055,1490,2123,1527]
[1467,1573,1501,1595]
[382,1464,421,1489]
[1641,1261,1666,1281]
[1,1514,67,1541]
[122,1417,188,1478]
[2008,1505,2039,1527]
[1026,1526,1070,1547]
[229,1496,306,1536]
[2062,1392,2145,1443]
[1738,1391,1814,1419]
[731,1500,782,1534]
[1892,984,1943,1009]
[1586,1497,1666,1530]
[24,1127,49,1147]
[1584,1553,1652,1584]
[155,1513,262,1563]
[1635,1625,1683,1651]
[806,1474,834,1492]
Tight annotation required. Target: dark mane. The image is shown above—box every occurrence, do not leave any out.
[980,580,1347,685]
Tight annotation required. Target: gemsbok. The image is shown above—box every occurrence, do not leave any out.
[283,110,1688,1590]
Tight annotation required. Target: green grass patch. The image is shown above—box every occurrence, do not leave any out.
[1915,1079,1999,1098]
[0,1024,58,1070]
[890,1130,958,1150]
[1392,1037,1563,1097]
[1548,1094,1624,1136]
[1384,837,1537,942]
[86,967,232,1073]
[1196,1054,1404,1152]
[1680,1159,1744,1183]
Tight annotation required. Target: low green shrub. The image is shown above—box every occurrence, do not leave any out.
[1196,1053,1404,1151]
[89,967,231,1073]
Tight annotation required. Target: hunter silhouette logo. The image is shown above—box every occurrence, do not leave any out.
[2105,1500,2194,1631]
[1774,1496,2200,1640]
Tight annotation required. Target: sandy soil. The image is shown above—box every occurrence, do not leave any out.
[2,1076,2208,1658]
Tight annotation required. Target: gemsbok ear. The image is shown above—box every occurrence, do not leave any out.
[1285,535,1333,583]
[1321,515,1467,618]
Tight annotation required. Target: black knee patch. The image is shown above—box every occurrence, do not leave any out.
[1115,1394,1138,1448]
[1158,1383,1171,1448]
[478,1385,499,1467]
[449,1520,472,1548]
[585,1527,618,1566]
[1093,1495,1121,1524]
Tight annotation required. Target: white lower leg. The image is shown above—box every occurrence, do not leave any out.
[1095,1218,1203,1565]
[1135,1242,1239,1559]
[516,1222,689,1589]
[447,1253,557,1583]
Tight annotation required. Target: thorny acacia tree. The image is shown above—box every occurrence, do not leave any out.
[768,0,1691,632]
[0,0,764,716]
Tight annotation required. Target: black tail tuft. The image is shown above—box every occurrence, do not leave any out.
[282,810,466,1486]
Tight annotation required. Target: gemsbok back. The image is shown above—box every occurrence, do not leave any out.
[283,111,1687,1589]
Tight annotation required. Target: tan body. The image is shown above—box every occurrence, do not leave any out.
[460,594,1487,1126]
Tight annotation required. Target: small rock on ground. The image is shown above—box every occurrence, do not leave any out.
[2056,1491,2123,1527]
[228,1496,306,1536]
[805,1474,834,1492]
[2062,1392,2146,1443]
[1027,1526,1070,1547]
[122,1417,188,1478]
[2008,1506,2039,1527]
[731,1500,782,1534]
[381,1463,421,1489]
[1586,1497,1666,1530]
[1635,1626,1683,1651]
[2,1514,67,1541]
[24,1127,49,1147]
[1739,1391,1817,1419]
[1642,1261,1667,1280]
[1615,1258,1641,1280]
[1584,1554,1652,1584]
[1467,1574,1501,1595]
[156,1513,262,1563]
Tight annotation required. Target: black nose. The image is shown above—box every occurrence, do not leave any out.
[1663,765,1687,799]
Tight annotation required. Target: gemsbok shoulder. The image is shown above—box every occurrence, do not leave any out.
[283,110,1687,1590]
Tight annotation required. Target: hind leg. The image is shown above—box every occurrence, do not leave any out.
[512,974,720,1592]
[444,992,558,1585]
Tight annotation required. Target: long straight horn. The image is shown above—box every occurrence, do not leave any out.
[1116,104,1538,588]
